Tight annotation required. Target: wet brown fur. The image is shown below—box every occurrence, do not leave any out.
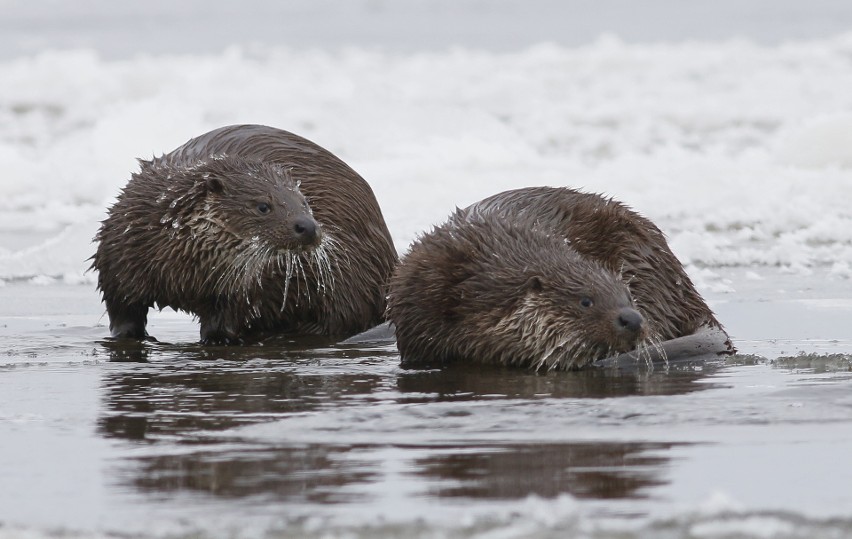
[465,187,726,344]
[387,211,648,370]
[92,125,397,343]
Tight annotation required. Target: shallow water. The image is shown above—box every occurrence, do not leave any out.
[2,270,851,538]
[3,3,852,537]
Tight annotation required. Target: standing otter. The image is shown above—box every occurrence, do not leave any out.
[465,187,725,343]
[387,187,731,369]
[387,211,649,370]
[92,125,397,344]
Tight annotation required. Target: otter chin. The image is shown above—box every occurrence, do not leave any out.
[92,125,398,345]
[387,211,651,370]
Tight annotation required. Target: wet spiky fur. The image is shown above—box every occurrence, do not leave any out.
[467,187,727,344]
[91,125,397,343]
[387,211,649,370]
[388,186,732,370]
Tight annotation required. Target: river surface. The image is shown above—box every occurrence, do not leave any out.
[1,269,851,538]
[2,2,852,537]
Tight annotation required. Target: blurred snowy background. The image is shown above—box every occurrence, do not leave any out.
[1,0,851,287]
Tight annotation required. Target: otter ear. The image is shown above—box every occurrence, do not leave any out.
[525,275,544,293]
[205,175,225,194]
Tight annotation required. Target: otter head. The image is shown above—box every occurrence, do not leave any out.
[410,214,647,370]
[199,156,321,252]
[502,253,647,370]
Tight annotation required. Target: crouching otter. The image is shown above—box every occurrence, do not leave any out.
[92,125,397,344]
[386,187,732,369]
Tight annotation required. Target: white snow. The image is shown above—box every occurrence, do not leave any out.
[1,34,852,283]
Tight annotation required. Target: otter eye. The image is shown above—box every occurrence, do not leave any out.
[256,202,271,215]
[580,297,594,308]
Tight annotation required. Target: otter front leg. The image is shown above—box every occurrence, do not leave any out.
[198,307,247,345]
[106,300,150,340]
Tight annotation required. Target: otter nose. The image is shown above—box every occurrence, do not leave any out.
[616,307,644,334]
[293,216,319,246]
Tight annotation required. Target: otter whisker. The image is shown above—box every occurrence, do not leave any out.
[210,239,281,311]
[213,244,244,296]
[536,334,592,372]
[280,254,294,312]
[536,338,567,372]
[321,228,351,272]
[307,239,336,297]
[317,235,340,293]
[625,340,651,369]
[293,254,308,303]
[648,333,668,366]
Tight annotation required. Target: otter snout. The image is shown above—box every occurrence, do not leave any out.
[292,215,321,246]
[615,307,644,337]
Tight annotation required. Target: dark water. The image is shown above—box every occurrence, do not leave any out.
[2,273,852,538]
